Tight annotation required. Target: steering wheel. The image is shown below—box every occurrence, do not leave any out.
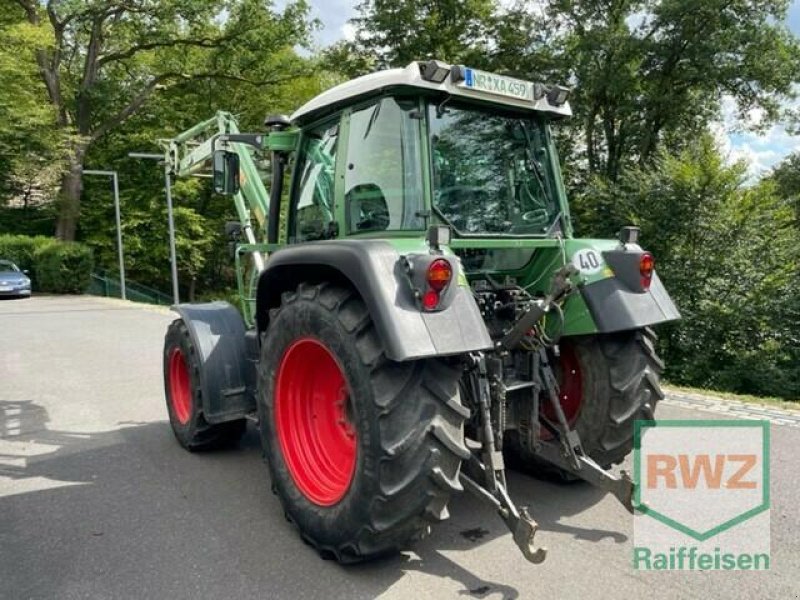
[521,209,549,224]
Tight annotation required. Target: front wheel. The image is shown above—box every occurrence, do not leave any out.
[258,283,469,562]
[163,319,246,450]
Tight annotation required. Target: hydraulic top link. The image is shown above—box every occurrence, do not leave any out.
[499,264,577,351]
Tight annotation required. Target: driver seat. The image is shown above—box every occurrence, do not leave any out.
[346,183,390,232]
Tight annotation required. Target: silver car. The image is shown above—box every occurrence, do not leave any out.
[0,260,32,297]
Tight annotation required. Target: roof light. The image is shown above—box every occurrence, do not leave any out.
[420,60,450,83]
[450,65,466,83]
[546,85,571,107]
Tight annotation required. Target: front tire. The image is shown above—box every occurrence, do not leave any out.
[163,319,247,450]
[258,283,468,562]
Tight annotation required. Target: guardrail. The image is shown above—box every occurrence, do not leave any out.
[88,272,172,306]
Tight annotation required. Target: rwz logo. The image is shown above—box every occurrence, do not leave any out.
[646,453,757,490]
[634,420,769,541]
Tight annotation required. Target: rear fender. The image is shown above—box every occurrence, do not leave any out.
[256,240,492,361]
[172,302,256,423]
[566,240,681,333]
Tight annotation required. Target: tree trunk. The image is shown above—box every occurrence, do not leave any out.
[55,146,87,241]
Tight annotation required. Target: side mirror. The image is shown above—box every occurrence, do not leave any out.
[213,150,240,195]
[22,269,29,275]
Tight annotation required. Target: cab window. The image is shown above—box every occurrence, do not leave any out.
[291,121,338,242]
[344,97,425,234]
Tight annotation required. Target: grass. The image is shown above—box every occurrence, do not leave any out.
[663,382,799,411]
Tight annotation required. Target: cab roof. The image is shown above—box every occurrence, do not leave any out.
[290,61,572,124]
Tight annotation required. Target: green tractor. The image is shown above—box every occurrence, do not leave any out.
[160,60,679,564]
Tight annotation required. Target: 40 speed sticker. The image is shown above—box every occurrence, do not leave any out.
[571,248,604,275]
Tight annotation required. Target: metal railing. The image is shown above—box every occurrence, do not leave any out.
[88,272,172,306]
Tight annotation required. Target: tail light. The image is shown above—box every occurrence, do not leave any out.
[423,258,453,310]
[640,253,654,289]
[427,259,452,291]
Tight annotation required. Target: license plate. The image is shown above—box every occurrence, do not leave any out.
[0,286,11,291]
[458,68,534,102]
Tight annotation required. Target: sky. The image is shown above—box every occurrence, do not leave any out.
[295,0,800,180]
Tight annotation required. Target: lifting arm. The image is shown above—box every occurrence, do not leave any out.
[159,111,291,268]
[156,111,298,323]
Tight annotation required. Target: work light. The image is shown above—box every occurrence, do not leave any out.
[420,60,451,83]
[546,85,570,107]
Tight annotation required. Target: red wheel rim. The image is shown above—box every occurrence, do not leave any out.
[275,337,357,506]
[540,343,583,439]
[168,347,192,425]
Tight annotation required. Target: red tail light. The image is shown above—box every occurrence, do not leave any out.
[426,259,452,292]
[421,258,452,310]
[640,253,654,289]
[422,289,440,310]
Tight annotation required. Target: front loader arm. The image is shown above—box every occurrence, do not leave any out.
[160,111,272,247]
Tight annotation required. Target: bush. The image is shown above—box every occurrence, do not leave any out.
[0,234,54,287]
[33,242,94,294]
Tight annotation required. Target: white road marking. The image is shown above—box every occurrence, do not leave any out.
[663,391,800,428]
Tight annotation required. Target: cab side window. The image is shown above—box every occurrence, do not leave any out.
[344,98,424,233]
[292,122,338,242]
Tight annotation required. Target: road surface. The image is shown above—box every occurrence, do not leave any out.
[1,296,798,599]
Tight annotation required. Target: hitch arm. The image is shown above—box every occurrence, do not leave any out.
[460,461,548,564]
[461,354,548,564]
[534,349,635,513]
[534,443,635,513]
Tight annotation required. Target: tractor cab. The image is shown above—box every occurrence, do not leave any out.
[286,60,573,246]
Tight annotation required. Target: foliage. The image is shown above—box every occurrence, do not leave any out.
[768,151,800,221]
[350,0,494,69]
[499,0,800,183]
[33,240,93,294]
[0,7,69,204]
[0,205,56,237]
[602,136,799,398]
[0,234,54,276]
[10,0,319,239]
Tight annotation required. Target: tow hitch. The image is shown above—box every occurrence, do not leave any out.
[461,353,548,564]
[460,266,636,562]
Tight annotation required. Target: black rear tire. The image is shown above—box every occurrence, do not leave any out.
[258,282,468,563]
[163,319,247,450]
[508,328,664,473]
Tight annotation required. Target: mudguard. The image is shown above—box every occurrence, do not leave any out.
[580,272,681,332]
[256,240,493,362]
[171,302,256,423]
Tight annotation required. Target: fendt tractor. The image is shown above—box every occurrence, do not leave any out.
[159,60,680,564]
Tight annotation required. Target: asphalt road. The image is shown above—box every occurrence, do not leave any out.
[1,296,798,599]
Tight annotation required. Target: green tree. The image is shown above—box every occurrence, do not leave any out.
[496,0,800,183]
[769,151,800,221]
[605,136,799,398]
[74,46,328,300]
[350,0,495,68]
[12,0,315,240]
[0,7,68,205]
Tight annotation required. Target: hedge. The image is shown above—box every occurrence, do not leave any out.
[0,235,53,272]
[33,242,94,294]
[0,234,93,294]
